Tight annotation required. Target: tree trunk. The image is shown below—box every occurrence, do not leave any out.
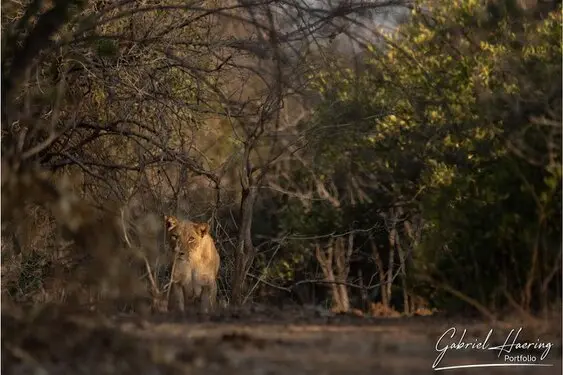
[395,230,410,315]
[231,186,258,306]
[316,236,353,313]
[387,223,396,309]
[333,235,353,312]
[358,269,368,311]
[371,238,388,307]
[315,241,340,310]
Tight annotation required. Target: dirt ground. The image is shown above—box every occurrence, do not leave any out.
[2,305,561,375]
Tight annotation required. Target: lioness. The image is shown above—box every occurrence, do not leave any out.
[164,215,220,313]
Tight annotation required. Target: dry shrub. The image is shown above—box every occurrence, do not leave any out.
[413,307,435,317]
[1,164,156,312]
[368,302,401,318]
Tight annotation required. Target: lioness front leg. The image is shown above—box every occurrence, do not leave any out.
[200,280,217,313]
[182,283,196,312]
[168,283,185,313]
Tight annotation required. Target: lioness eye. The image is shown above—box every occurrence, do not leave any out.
[188,236,195,242]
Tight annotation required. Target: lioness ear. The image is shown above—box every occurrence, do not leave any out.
[197,222,209,237]
[165,215,178,231]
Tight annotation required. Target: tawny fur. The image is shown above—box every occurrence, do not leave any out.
[164,215,220,313]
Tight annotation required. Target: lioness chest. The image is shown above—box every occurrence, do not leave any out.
[171,247,218,285]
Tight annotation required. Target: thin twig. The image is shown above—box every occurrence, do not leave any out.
[120,208,159,298]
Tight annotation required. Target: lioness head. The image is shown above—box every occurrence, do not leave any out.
[164,215,210,254]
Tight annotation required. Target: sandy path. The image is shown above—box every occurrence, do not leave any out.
[3,307,561,375]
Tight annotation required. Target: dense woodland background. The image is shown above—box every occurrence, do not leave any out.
[1,0,561,321]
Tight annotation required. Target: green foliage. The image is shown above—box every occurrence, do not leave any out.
[300,0,561,314]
